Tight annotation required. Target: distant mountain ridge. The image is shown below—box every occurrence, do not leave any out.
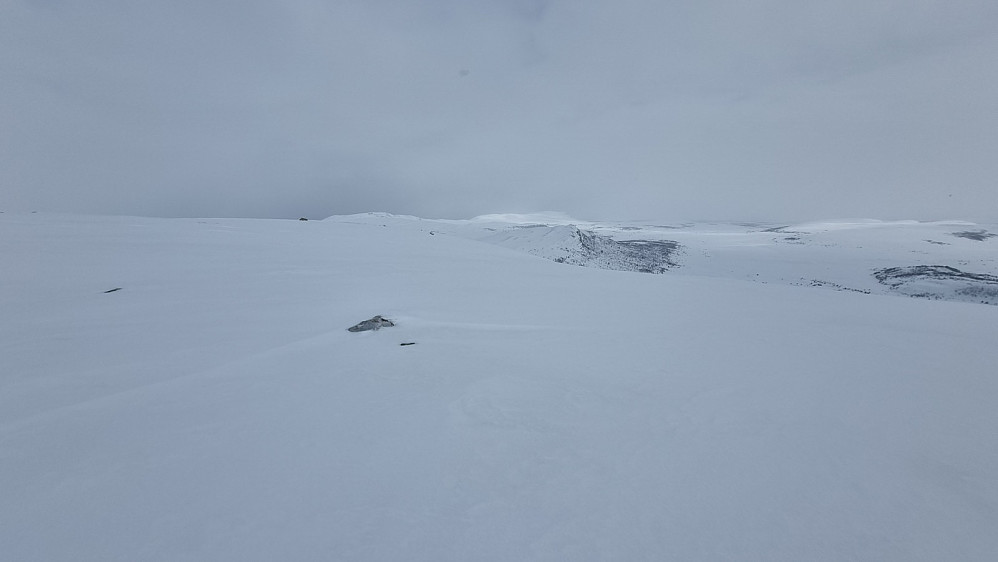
[324,212,998,306]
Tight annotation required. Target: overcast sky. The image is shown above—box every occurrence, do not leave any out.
[3,1,997,221]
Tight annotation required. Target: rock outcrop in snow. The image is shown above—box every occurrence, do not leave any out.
[481,224,681,274]
[347,315,395,332]
[951,230,996,241]
[873,266,998,305]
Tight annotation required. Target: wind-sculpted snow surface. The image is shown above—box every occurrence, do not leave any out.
[3,213,998,561]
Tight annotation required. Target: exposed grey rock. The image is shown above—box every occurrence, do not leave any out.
[874,265,998,286]
[951,230,995,241]
[347,315,395,332]
[873,265,998,305]
[488,224,683,274]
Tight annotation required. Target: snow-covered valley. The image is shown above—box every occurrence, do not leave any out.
[2,212,997,561]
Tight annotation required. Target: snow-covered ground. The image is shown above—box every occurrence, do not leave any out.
[2,212,997,561]
[341,212,998,305]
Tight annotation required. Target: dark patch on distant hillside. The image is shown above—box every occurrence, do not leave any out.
[951,230,996,241]
[873,265,998,305]
[874,266,998,285]
[615,240,682,273]
[507,226,684,274]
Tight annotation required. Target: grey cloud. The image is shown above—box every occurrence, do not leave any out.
[2,1,997,221]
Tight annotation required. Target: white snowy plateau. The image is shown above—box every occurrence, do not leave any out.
[2,211,997,561]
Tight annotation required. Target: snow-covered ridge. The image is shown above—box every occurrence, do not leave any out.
[781,219,979,232]
[324,212,998,305]
[468,211,584,225]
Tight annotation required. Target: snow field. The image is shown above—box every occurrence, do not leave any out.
[1,213,997,560]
